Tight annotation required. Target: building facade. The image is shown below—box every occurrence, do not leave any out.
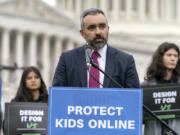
[56,0,180,22]
[1,0,180,115]
[0,0,83,113]
[56,0,180,82]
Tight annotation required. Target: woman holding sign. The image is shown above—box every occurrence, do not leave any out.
[2,67,48,134]
[143,42,180,85]
[12,66,48,103]
[142,42,180,135]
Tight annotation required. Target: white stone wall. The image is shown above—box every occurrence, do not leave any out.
[0,0,84,118]
[56,0,180,83]
[56,0,180,23]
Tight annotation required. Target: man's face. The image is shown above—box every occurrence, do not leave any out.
[80,13,109,51]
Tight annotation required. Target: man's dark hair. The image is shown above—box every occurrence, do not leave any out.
[80,8,107,30]
[146,42,180,81]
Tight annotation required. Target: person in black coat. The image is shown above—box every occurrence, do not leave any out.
[142,42,180,135]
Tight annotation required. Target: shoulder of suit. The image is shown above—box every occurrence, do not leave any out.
[62,45,85,55]
[107,45,132,57]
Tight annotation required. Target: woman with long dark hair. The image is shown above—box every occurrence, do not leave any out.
[144,42,180,84]
[142,42,180,135]
[12,66,48,103]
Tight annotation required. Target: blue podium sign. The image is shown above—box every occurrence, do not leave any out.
[48,87,142,135]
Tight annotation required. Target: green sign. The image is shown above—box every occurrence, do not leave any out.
[4,102,48,135]
[143,83,180,120]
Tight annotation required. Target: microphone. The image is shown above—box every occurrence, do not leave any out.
[85,45,92,70]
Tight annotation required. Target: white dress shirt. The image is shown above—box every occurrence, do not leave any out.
[87,44,107,88]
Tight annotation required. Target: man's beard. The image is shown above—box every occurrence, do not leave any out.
[89,35,108,50]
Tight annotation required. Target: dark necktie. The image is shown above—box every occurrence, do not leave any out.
[89,51,100,88]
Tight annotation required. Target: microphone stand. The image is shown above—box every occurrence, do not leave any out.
[90,60,178,135]
[90,61,123,88]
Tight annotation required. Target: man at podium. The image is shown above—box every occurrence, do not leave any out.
[52,8,140,88]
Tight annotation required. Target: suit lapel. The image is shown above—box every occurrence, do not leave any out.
[77,46,87,87]
[103,46,115,87]
[76,45,115,87]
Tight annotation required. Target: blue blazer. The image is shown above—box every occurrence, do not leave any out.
[52,45,140,88]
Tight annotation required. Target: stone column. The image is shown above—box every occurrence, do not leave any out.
[159,0,165,20]
[82,0,88,10]
[126,0,133,20]
[51,37,63,82]
[75,0,81,17]
[86,0,94,9]
[112,0,120,21]
[67,0,73,11]
[42,35,50,87]
[29,33,37,66]
[138,0,146,21]
[150,0,159,21]
[66,39,74,50]
[1,28,10,83]
[61,0,66,9]
[176,0,180,22]
[56,0,65,8]
[99,0,107,15]
[15,31,24,83]
[94,0,98,8]
[54,37,63,66]
[164,0,173,21]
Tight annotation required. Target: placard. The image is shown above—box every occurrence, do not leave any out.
[0,78,1,131]
[4,102,48,135]
[0,78,1,113]
[143,84,180,120]
[48,87,142,135]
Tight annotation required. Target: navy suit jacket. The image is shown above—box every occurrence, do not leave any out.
[52,45,140,88]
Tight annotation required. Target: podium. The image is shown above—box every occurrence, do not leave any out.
[48,87,142,135]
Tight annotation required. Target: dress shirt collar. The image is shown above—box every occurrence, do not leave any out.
[92,44,107,59]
